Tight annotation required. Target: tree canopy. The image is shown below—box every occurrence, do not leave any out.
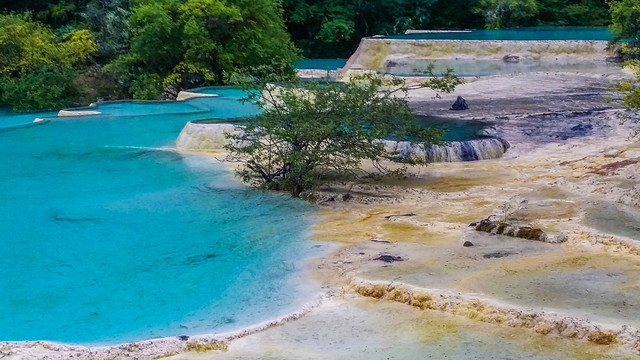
[283,0,610,57]
[609,0,640,43]
[105,0,299,100]
[225,71,463,197]
[0,14,96,110]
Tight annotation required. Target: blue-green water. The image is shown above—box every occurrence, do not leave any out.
[417,116,492,142]
[0,91,328,345]
[382,26,613,41]
[296,59,347,70]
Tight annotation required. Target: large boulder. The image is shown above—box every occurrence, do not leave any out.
[450,96,469,111]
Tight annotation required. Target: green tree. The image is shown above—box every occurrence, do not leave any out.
[474,0,539,29]
[0,14,96,110]
[537,0,609,26]
[225,70,463,197]
[81,0,131,61]
[283,0,443,58]
[107,0,298,100]
[609,0,640,43]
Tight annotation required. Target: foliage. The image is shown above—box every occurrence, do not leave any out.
[225,71,463,197]
[609,0,640,42]
[537,0,609,26]
[105,0,299,100]
[0,14,96,110]
[618,59,640,115]
[474,0,539,29]
[81,0,131,61]
[130,73,164,100]
[283,0,609,57]
[497,195,528,223]
[1,65,79,111]
[283,0,441,58]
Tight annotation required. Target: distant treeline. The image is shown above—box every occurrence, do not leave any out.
[283,0,612,57]
[0,0,635,110]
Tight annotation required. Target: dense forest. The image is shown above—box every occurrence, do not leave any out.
[0,0,636,110]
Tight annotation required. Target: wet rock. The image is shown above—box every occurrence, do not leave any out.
[463,241,474,247]
[374,255,404,263]
[502,54,520,63]
[450,96,469,111]
[178,335,189,341]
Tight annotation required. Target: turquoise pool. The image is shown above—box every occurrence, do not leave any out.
[296,59,347,70]
[382,26,613,41]
[0,92,327,345]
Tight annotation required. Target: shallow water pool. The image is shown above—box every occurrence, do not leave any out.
[0,93,328,345]
[585,204,640,241]
[385,59,619,77]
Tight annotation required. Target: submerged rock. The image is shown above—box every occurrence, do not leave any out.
[450,96,469,111]
[474,219,567,243]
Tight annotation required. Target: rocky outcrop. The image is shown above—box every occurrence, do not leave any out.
[472,219,567,243]
[58,109,101,117]
[383,137,510,162]
[175,122,238,150]
[343,38,613,71]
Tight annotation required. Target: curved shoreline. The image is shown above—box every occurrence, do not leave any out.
[0,290,335,359]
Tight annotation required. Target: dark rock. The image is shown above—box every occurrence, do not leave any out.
[450,96,469,111]
[374,254,404,263]
[502,54,520,63]
[483,251,515,259]
[178,335,189,341]
[570,123,593,132]
[463,241,474,247]
[469,222,478,227]
[384,213,417,219]
[342,193,351,201]
[370,239,392,244]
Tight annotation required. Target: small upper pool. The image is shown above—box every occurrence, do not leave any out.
[382,27,613,41]
[296,59,347,70]
[417,116,494,142]
[384,59,620,77]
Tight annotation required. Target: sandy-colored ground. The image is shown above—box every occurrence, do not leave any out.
[3,69,640,359]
